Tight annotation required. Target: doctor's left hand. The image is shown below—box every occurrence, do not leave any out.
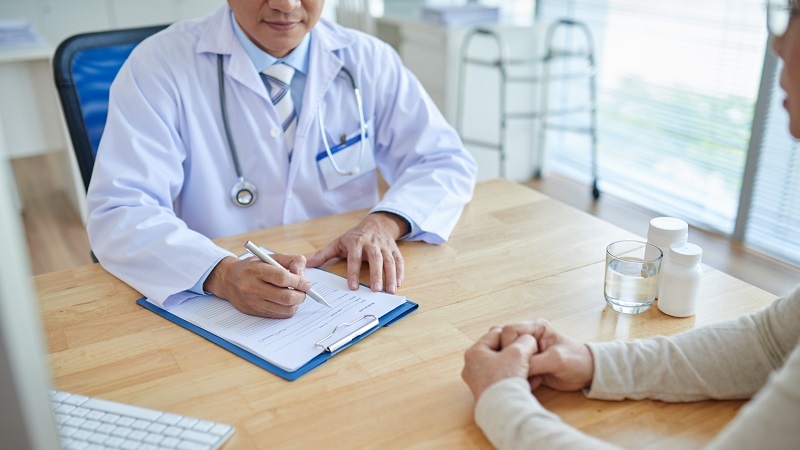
[203,254,312,318]
[307,212,407,294]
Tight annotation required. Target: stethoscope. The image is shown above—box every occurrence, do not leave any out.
[217,54,368,208]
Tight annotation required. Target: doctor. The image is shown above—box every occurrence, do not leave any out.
[87,0,477,317]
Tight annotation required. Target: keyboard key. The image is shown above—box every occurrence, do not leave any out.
[101,413,121,423]
[177,441,208,450]
[127,430,147,441]
[55,404,76,414]
[176,417,198,429]
[104,436,125,448]
[209,423,232,436]
[72,407,91,418]
[147,422,167,434]
[180,429,219,445]
[86,433,109,444]
[131,419,151,430]
[72,429,93,441]
[164,426,182,437]
[120,440,140,450]
[96,423,116,434]
[192,420,214,432]
[143,433,164,445]
[111,427,133,438]
[64,417,86,428]
[51,390,71,402]
[56,413,71,424]
[65,440,89,450]
[80,420,102,431]
[63,394,89,406]
[85,410,104,420]
[60,426,79,438]
[160,436,181,448]
[157,413,183,426]
[116,417,135,427]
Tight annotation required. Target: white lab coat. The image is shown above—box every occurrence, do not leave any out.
[87,5,477,307]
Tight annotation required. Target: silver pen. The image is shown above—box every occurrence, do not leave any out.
[244,240,331,308]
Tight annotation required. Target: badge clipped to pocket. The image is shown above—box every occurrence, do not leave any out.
[316,120,375,190]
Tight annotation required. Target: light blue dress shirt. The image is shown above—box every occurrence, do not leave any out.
[230,12,310,118]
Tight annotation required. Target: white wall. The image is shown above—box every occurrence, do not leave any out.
[0,0,227,219]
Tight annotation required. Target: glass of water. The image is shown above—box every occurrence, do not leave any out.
[604,240,663,314]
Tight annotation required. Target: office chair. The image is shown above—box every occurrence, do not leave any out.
[53,25,168,191]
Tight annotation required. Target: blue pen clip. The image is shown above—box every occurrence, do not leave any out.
[316,130,369,161]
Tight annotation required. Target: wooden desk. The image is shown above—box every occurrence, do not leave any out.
[36,179,775,449]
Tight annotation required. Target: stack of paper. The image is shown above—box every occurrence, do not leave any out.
[0,20,44,49]
[421,4,500,25]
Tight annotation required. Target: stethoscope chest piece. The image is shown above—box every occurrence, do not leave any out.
[231,177,257,207]
[217,54,366,207]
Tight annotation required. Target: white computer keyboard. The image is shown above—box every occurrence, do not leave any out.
[50,390,234,450]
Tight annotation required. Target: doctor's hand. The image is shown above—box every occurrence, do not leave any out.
[462,326,540,400]
[203,255,312,319]
[499,320,595,392]
[307,212,407,294]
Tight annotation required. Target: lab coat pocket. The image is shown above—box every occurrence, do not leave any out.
[316,119,375,191]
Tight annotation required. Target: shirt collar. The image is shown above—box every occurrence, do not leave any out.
[230,11,310,75]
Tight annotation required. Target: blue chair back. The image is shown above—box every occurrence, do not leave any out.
[53,25,168,191]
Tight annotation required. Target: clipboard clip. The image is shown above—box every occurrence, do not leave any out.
[315,314,379,353]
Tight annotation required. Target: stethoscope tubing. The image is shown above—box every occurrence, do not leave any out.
[318,67,367,177]
[217,55,367,207]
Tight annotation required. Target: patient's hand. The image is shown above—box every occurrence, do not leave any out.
[500,320,595,392]
[462,326,539,400]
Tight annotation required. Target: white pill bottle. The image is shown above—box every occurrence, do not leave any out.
[657,243,703,317]
[645,217,688,297]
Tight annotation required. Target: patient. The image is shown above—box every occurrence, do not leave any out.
[461,3,800,448]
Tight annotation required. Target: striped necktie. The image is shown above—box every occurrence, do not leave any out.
[262,62,298,153]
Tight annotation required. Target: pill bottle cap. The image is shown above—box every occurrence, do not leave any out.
[648,217,688,240]
[668,242,702,266]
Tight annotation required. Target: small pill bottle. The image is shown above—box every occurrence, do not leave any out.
[657,243,703,317]
[645,217,688,297]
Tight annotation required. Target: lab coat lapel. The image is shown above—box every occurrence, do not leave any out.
[196,4,270,103]
[287,21,348,187]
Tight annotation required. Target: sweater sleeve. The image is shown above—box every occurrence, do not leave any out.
[475,378,620,450]
[704,342,800,449]
[586,286,800,402]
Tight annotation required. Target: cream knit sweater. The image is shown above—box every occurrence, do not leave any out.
[475,286,800,449]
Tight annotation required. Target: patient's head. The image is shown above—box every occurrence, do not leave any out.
[770,0,800,137]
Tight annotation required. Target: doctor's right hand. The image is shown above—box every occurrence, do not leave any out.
[203,255,312,318]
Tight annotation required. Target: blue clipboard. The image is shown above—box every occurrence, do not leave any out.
[136,297,418,381]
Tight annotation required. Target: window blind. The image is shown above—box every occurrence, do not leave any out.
[537,0,767,234]
[741,54,800,265]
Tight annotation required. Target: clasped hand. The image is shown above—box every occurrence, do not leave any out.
[461,319,595,400]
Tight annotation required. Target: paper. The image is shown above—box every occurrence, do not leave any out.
[152,269,406,372]
[0,20,45,48]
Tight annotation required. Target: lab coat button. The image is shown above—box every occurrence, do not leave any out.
[271,127,281,138]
